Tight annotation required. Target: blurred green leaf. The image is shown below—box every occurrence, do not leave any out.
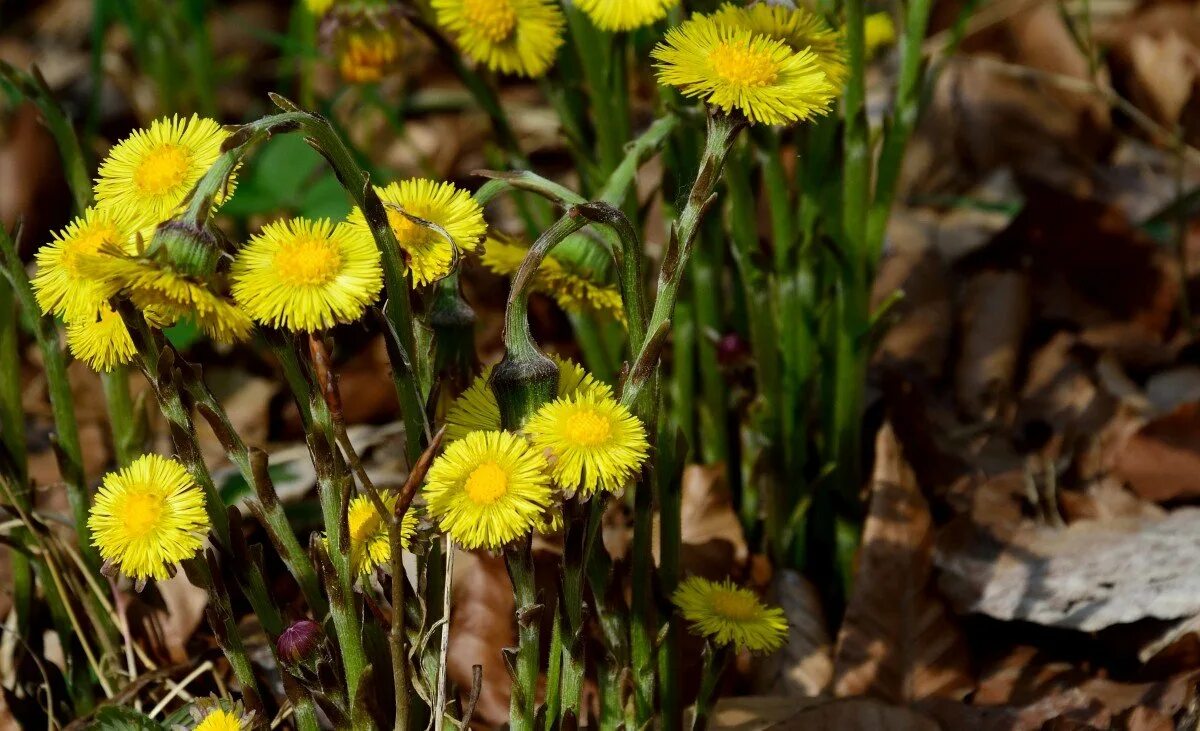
[219,461,297,505]
[163,318,203,350]
[222,134,349,220]
[94,706,169,731]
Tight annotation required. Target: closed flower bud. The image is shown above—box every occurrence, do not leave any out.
[277,619,323,665]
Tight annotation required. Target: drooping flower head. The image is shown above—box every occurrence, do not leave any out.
[672,576,788,653]
[576,0,679,32]
[66,305,137,372]
[432,0,565,77]
[94,115,233,230]
[347,492,419,577]
[525,388,649,496]
[422,430,552,549]
[653,14,837,125]
[231,218,382,332]
[444,357,611,442]
[88,454,210,583]
[482,235,625,322]
[32,207,136,322]
[346,178,486,286]
[711,3,848,89]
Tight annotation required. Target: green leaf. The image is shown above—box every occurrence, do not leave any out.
[219,461,297,505]
[163,318,203,350]
[94,706,170,731]
[299,173,352,220]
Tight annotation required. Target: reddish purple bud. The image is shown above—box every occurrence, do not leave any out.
[277,619,322,665]
[715,332,749,366]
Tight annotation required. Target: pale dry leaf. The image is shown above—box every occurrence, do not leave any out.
[146,572,209,664]
[1128,31,1199,127]
[753,570,833,697]
[833,422,973,703]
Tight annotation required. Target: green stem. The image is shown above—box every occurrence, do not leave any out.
[690,644,731,731]
[100,366,139,466]
[629,460,657,726]
[559,498,604,722]
[506,540,540,731]
[0,279,33,641]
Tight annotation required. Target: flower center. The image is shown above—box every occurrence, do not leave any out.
[464,461,508,505]
[119,490,165,538]
[709,41,779,88]
[275,235,343,286]
[62,224,121,277]
[564,408,611,447]
[463,0,517,43]
[710,589,759,621]
[133,143,192,196]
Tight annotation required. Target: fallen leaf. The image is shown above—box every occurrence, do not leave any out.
[1113,402,1200,503]
[752,570,833,697]
[653,464,748,578]
[774,696,940,731]
[954,270,1031,421]
[448,549,514,728]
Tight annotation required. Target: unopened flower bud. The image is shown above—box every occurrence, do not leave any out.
[277,619,322,665]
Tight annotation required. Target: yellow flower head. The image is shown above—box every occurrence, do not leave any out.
[525,389,649,495]
[304,0,335,16]
[94,115,232,230]
[577,0,678,32]
[346,178,486,286]
[88,454,210,582]
[422,430,552,549]
[190,698,255,731]
[231,218,382,332]
[432,0,564,77]
[653,14,837,125]
[32,208,135,322]
[672,576,788,653]
[338,24,400,84]
[444,358,611,442]
[347,492,419,577]
[712,3,848,88]
[66,305,137,372]
[79,254,253,344]
[482,235,625,322]
[865,12,897,58]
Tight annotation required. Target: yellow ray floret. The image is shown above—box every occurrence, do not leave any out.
[190,698,255,731]
[711,3,848,88]
[481,235,625,322]
[94,114,233,230]
[232,218,382,332]
[577,0,678,32]
[422,430,552,549]
[346,178,486,286]
[672,576,788,653]
[431,0,564,77]
[347,492,419,577]
[32,207,136,322]
[653,14,837,126]
[444,357,612,442]
[88,454,210,582]
[66,305,137,372]
[524,388,649,495]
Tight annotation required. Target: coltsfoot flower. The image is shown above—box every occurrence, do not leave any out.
[94,115,233,230]
[231,218,382,332]
[431,0,564,77]
[183,698,255,731]
[525,388,649,495]
[482,235,625,322]
[577,0,678,32]
[711,2,848,88]
[66,305,137,372]
[32,207,135,322]
[346,178,486,286]
[337,22,400,83]
[88,454,210,583]
[347,492,418,577]
[672,576,788,653]
[865,12,897,58]
[422,430,552,549]
[653,14,837,125]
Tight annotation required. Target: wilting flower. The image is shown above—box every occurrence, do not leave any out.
[653,14,837,125]
[94,115,233,230]
[88,454,209,583]
[711,2,848,88]
[865,12,897,58]
[672,576,788,653]
[347,492,418,577]
[231,218,382,332]
[422,430,552,549]
[524,388,649,495]
[481,235,625,321]
[66,305,137,372]
[32,207,135,323]
[576,0,678,32]
[346,178,486,286]
[444,357,611,442]
[431,0,564,77]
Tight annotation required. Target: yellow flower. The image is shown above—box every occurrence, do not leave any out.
[231,218,382,332]
[576,0,678,32]
[190,699,255,731]
[346,178,486,286]
[32,208,135,322]
[79,254,253,344]
[422,430,552,549]
[338,24,400,83]
[712,2,848,88]
[865,12,896,58]
[653,14,837,125]
[481,235,625,321]
[194,709,245,731]
[431,0,564,77]
[524,388,649,495]
[66,305,137,372]
[672,576,788,653]
[94,115,232,230]
[347,492,419,577]
[304,0,335,15]
[444,358,611,442]
[88,454,210,582]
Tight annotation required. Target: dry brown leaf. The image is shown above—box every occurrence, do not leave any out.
[653,463,748,577]
[872,244,953,378]
[142,573,208,664]
[773,696,941,731]
[448,549,514,727]
[753,570,833,698]
[1112,402,1200,503]
[955,270,1031,421]
[833,422,973,703]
